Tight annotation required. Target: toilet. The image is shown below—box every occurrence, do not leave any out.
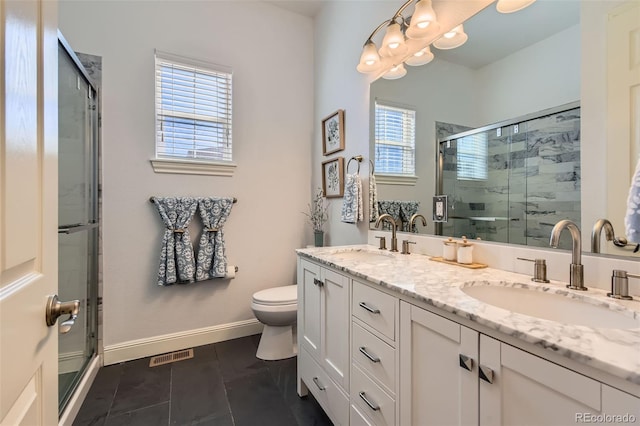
[251,285,298,360]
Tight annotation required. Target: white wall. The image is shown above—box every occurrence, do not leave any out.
[475,25,581,125]
[313,1,391,245]
[59,1,314,353]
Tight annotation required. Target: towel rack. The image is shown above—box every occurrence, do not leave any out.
[149,196,238,204]
[347,155,363,174]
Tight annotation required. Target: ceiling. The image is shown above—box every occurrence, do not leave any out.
[266,0,326,17]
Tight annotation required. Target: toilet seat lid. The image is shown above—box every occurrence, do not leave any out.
[253,285,297,305]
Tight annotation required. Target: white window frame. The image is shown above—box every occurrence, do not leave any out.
[374,100,418,186]
[150,50,236,176]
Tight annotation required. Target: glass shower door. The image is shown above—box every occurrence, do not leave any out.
[57,40,99,413]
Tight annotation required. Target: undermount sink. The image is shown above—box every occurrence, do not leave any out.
[461,283,640,329]
[330,249,395,262]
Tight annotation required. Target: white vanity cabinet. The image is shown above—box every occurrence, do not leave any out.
[350,280,399,426]
[296,254,640,426]
[399,300,640,426]
[399,301,478,426]
[297,258,350,425]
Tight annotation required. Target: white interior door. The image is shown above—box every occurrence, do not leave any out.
[1,1,59,425]
[607,0,640,242]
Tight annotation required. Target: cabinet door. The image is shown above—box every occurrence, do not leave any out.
[480,335,602,426]
[299,259,322,361]
[322,267,350,391]
[602,385,640,424]
[399,302,478,426]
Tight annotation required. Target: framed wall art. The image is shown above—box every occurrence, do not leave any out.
[322,109,345,155]
[322,157,345,198]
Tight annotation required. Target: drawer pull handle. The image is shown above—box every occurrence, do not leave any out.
[312,377,326,391]
[313,278,324,287]
[459,354,474,372]
[479,365,494,384]
[359,302,380,314]
[359,391,380,411]
[359,346,381,363]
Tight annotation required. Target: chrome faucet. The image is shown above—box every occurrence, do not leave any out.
[590,219,615,253]
[409,214,427,232]
[375,214,398,252]
[549,219,586,291]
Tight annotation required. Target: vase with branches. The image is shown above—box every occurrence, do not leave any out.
[303,188,329,246]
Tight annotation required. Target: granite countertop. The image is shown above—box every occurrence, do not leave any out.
[296,244,640,388]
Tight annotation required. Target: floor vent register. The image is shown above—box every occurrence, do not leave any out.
[149,348,194,367]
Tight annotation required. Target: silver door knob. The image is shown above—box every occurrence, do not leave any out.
[45,295,80,334]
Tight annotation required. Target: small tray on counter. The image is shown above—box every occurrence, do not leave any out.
[429,256,488,269]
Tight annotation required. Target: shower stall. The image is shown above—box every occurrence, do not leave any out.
[57,34,100,414]
[436,103,581,249]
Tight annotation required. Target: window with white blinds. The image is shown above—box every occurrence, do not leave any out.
[374,102,416,176]
[155,51,232,163]
[457,132,488,180]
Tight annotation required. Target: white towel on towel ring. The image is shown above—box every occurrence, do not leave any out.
[341,173,363,223]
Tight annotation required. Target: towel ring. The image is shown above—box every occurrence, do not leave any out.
[347,155,363,174]
[370,159,375,174]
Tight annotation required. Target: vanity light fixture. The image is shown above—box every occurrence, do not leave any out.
[357,40,383,73]
[496,0,536,14]
[432,24,468,50]
[357,0,441,77]
[383,63,408,80]
[406,0,441,39]
[380,20,409,57]
[405,46,434,66]
[358,0,529,78]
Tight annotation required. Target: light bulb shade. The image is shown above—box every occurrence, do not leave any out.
[433,25,468,50]
[496,0,536,13]
[357,41,382,73]
[405,46,434,66]
[379,43,408,58]
[382,63,407,80]
[406,0,440,39]
[381,22,407,54]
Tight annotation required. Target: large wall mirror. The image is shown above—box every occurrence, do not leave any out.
[369,0,640,259]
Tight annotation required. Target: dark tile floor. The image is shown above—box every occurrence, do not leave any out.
[73,335,332,426]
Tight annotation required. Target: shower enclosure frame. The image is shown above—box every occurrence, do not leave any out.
[57,31,101,416]
[434,101,581,238]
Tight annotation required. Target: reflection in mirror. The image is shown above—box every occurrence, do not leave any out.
[438,103,580,251]
[369,0,640,259]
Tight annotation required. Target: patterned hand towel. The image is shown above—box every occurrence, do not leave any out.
[625,158,640,243]
[369,173,379,223]
[341,173,363,223]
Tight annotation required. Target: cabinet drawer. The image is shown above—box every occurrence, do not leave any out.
[351,364,395,426]
[352,322,396,395]
[300,348,349,425]
[353,280,397,341]
[351,404,376,426]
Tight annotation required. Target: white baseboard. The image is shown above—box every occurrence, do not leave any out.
[103,319,263,365]
[59,354,101,426]
[59,351,85,375]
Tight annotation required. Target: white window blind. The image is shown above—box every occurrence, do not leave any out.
[155,51,232,162]
[457,132,488,180]
[374,102,416,175]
